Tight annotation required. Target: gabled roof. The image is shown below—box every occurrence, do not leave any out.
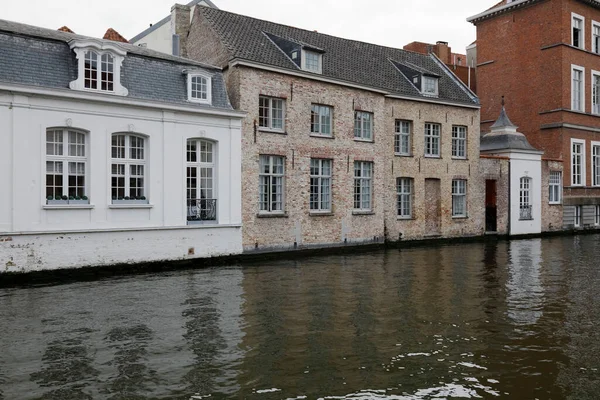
[0,19,232,110]
[196,7,478,106]
[58,26,74,33]
[103,28,128,43]
[468,0,600,23]
[129,0,218,43]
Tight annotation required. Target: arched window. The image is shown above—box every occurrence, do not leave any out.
[45,128,88,204]
[186,139,216,222]
[186,72,212,104]
[111,133,147,203]
[519,177,532,220]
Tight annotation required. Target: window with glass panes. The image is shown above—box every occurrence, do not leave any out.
[575,205,582,227]
[396,178,412,218]
[259,96,285,131]
[593,144,600,186]
[596,205,600,225]
[424,123,441,157]
[310,159,332,212]
[259,155,285,212]
[84,51,113,91]
[594,23,600,53]
[572,67,584,111]
[111,134,146,201]
[452,179,467,217]
[190,75,208,101]
[354,111,373,140]
[45,129,87,202]
[452,126,467,158]
[311,104,332,136]
[549,171,562,204]
[423,76,438,95]
[304,51,321,72]
[354,161,373,210]
[572,15,583,48]
[593,73,600,114]
[519,177,532,220]
[572,140,584,185]
[187,139,215,202]
[394,120,411,155]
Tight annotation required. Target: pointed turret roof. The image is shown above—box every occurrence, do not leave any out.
[481,98,541,153]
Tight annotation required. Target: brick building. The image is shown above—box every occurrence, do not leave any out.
[170,6,482,251]
[469,0,600,229]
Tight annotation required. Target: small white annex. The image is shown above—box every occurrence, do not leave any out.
[481,105,543,236]
[0,21,244,273]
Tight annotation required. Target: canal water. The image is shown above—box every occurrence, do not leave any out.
[1,235,600,399]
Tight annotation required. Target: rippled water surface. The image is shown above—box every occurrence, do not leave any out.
[1,236,600,399]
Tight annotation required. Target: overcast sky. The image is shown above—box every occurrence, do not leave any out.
[2,0,495,53]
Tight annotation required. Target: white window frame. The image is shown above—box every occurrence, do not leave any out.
[595,205,600,226]
[309,158,332,212]
[186,72,212,104]
[302,50,322,74]
[452,179,467,217]
[422,76,439,96]
[549,171,562,204]
[592,70,600,114]
[186,139,217,223]
[111,133,148,203]
[394,120,411,156]
[45,128,89,204]
[572,65,585,112]
[592,141,600,186]
[259,96,286,132]
[310,104,333,137]
[572,13,585,49]
[354,111,373,141]
[424,122,441,157]
[574,205,583,227]
[354,161,373,211]
[69,39,128,96]
[259,155,285,213]
[571,138,586,186]
[592,20,600,54]
[396,177,413,219]
[519,177,533,220]
[451,125,467,159]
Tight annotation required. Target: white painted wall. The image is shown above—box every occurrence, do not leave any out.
[0,89,243,272]
[132,22,172,54]
[509,152,542,235]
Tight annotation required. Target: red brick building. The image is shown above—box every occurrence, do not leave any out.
[469,0,600,228]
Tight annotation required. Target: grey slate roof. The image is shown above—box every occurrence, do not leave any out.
[481,106,541,153]
[0,19,233,111]
[197,7,478,106]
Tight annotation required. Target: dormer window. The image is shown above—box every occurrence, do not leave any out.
[69,39,128,96]
[302,50,322,74]
[185,72,212,104]
[422,76,439,96]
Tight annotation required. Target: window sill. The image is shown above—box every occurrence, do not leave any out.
[397,216,413,220]
[352,210,375,216]
[354,138,374,143]
[395,153,413,157]
[519,218,534,221]
[309,211,334,216]
[109,204,154,209]
[43,204,95,210]
[188,98,212,105]
[451,157,468,161]
[258,129,287,135]
[310,134,334,139]
[256,213,288,218]
[549,202,562,206]
[424,155,441,159]
[452,215,468,219]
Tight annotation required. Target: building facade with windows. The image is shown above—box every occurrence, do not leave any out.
[172,6,482,251]
[0,20,244,272]
[469,0,600,230]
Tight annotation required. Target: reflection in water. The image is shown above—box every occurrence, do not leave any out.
[30,326,99,400]
[0,236,600,398]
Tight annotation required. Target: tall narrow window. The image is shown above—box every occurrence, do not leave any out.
[84,51,98,89]
[111,134,147,202]
[310,159,332,212]
[311,104,332,136]
[452,179,467,217]
[394,120,411,156]
[593,72,600,114]
[187,139,216,222]
[354,111,373,140]
[571,139,585,186]
[100,54,114,91]
[354,161,373,211]
[519,177,533,220]
[596,205,600,226]
[396,177,413,218]
[572,66,584,111]
[593,143,600,186]
[46,129,88,203]
[575,205,582,227]
[573,14,584,49]
[593,22,600,53]
[259,96,285,132]
[424,123,441,157]
[549,171,562,204]
[259,155,285,213]
[452,126,467,158]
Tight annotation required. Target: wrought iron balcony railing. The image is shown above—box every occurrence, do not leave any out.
[519,205,533,220]
[187,198,217,222]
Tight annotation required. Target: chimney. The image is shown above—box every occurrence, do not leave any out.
[171,3,191,57]
[435,41,451,64]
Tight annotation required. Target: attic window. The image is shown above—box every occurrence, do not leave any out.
[302,50,322,73]
[69,39,128,96]
[422,76,439,96]
[186,72,212,104]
